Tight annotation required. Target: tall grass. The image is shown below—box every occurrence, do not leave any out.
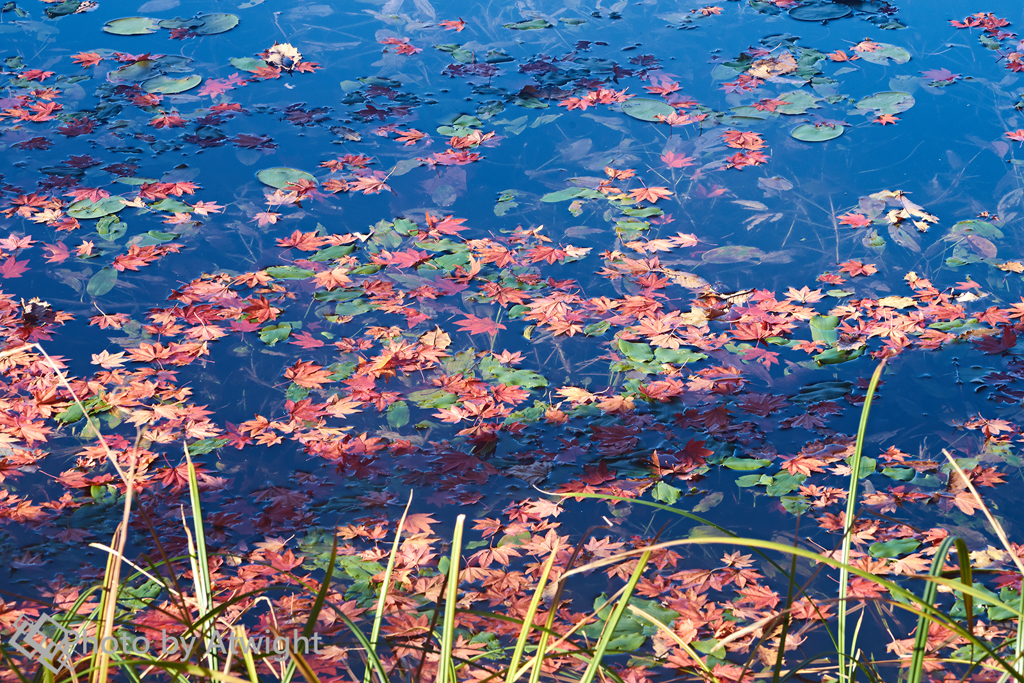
[5,352,1024,683]
[837,358,886,683]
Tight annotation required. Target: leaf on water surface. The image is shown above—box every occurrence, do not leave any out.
[856,91,915,116]
[142,75,201,94]
[67,196,126,219]
[87,268,118,296]
[856,42,911,65]
[192,13,240,35]
[504,19,553,30]
[788,4,852,21]
[701,245,765,263]
[103,17,161,35]
[869,538,920,558]
[257,167,317,189]
[620,98,675,122]
[791,123,843,142]
[230,56,268,72]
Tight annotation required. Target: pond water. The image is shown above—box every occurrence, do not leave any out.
[3,0,1024,679]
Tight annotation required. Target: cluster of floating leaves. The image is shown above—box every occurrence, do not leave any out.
[2,1,1024,680]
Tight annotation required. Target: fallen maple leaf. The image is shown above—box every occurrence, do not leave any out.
[838,260,878,277]
[661,151,695,168]
[455,315,506,336]
[438,18,466,31]
[0,257,29,279]
[628,186,673,204]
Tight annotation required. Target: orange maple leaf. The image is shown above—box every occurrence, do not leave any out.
[284,360,334,389]
[628,186,673,204]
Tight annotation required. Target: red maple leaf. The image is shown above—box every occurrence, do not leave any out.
[43,242,69,263]
[838,260,878,277]
[439,18,466,31]
[71,52,103,67]
[972,327,1017,354]
[288,331,325,349]
[455,315,506,336]
[277,230,327,251]
[0,257,29,279]
[284,360,334,389]
[838,212,871,228]
[661,151,694,168]
[1006,130,1024,143]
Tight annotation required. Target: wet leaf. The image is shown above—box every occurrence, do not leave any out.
[192,13,240,35]
[791,123,843,142]
[103,17,161,35]
[504,19,552,30]
[869,538,920,558]
[68,196,127,219]
[257,167,317,189]
[858,43,911,65]
[620,98,676,122]
[856,91,915,116]
[788,4,852,21]
[143,75,201,94]
[87,268,118,296]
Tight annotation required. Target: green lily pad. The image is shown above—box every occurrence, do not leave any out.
[257,167,316,189]
[868,538,920,558]
[855,91,915,116]
[809,314,840,343]
[158,16,205,29]
[108,60,160,83]
[87,268,118,296]
[857,43,911,65]
[701,245,765,263]
[504,19,552,30]
[193,13,240,35]
[230,57,268,72]
[775,90,821,115]
[266,266,315,279]
[142,75,201,94]
[67,196,126,219]
[788,4,852,21]
[620,98,676,122]
[791,123,844,142]
[103,16,161,35]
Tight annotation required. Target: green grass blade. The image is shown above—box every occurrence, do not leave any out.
[954,538,975,633]
[506,552,557,683]
[184,445,216,671]
[772,529,801,683]
[838,358,886,683]
[908,536,955,683]
[437,514,466,683]
[367,493,413,676]
[282,532,339,683]
[579,550,651,683]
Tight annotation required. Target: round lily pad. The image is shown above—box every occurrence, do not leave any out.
[108,60,160,83]
[158,16,205,29]
[154,56,195,73]
[257,167,316,189]
[701,246,766,264]
[855,91,914,116]
[620,98,676,122]
[68,196,126,219]
[857,43,911,65]
[775,90,821,115]
[103,17,161,35]
[230,57,267,73]
[193,13,240,35]
[791,123,844,142]
[788,4,852,21]
[143,75,202,94]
